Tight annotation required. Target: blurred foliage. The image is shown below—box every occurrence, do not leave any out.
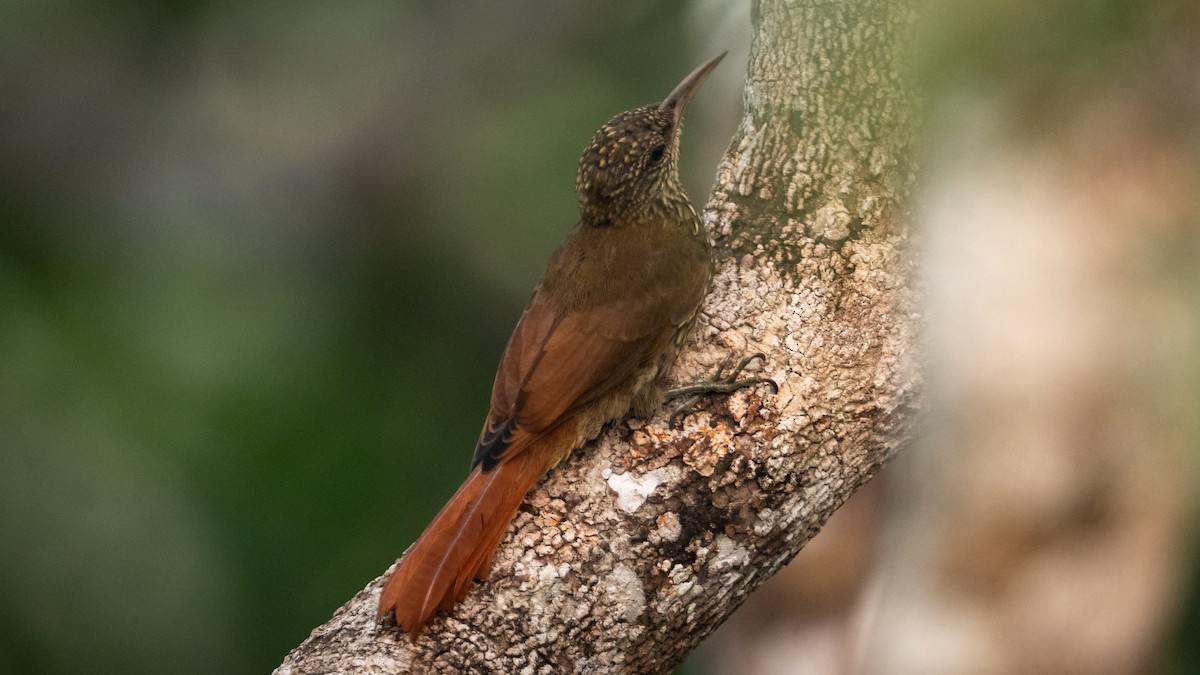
[0,1,723,672]
[2,1,1197,673]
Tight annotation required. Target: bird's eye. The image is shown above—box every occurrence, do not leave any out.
[649,144,666,163]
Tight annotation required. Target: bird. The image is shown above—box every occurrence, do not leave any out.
[377,52,755,636]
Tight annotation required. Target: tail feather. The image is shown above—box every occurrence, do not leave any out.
[467,510,512,583]
[377,449,548,634]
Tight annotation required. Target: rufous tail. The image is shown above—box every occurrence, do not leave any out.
[376,449,549,635]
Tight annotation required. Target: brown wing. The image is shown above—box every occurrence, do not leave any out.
[471,291,675,471]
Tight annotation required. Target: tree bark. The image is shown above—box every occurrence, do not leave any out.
[276,0,917,672]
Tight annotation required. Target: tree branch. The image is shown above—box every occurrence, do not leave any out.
[276,0,917,672]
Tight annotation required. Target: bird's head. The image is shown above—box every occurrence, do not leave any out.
[576,53,725,224]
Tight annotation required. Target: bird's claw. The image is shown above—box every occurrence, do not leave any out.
[666,353,778,428]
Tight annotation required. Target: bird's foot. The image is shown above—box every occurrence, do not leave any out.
[666,353,777,428]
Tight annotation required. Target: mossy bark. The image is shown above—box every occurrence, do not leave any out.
[276,0,917,672]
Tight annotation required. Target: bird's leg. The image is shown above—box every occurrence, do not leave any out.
[666,353,778,428]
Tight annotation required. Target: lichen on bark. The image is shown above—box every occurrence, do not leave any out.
[276,0,917,672]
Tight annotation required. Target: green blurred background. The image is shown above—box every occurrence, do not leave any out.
[3,1,1199,674]
[0,1,743,672]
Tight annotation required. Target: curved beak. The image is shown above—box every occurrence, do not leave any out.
[659,52,727,124]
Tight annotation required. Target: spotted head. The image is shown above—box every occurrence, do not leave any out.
[576,53,726,224]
